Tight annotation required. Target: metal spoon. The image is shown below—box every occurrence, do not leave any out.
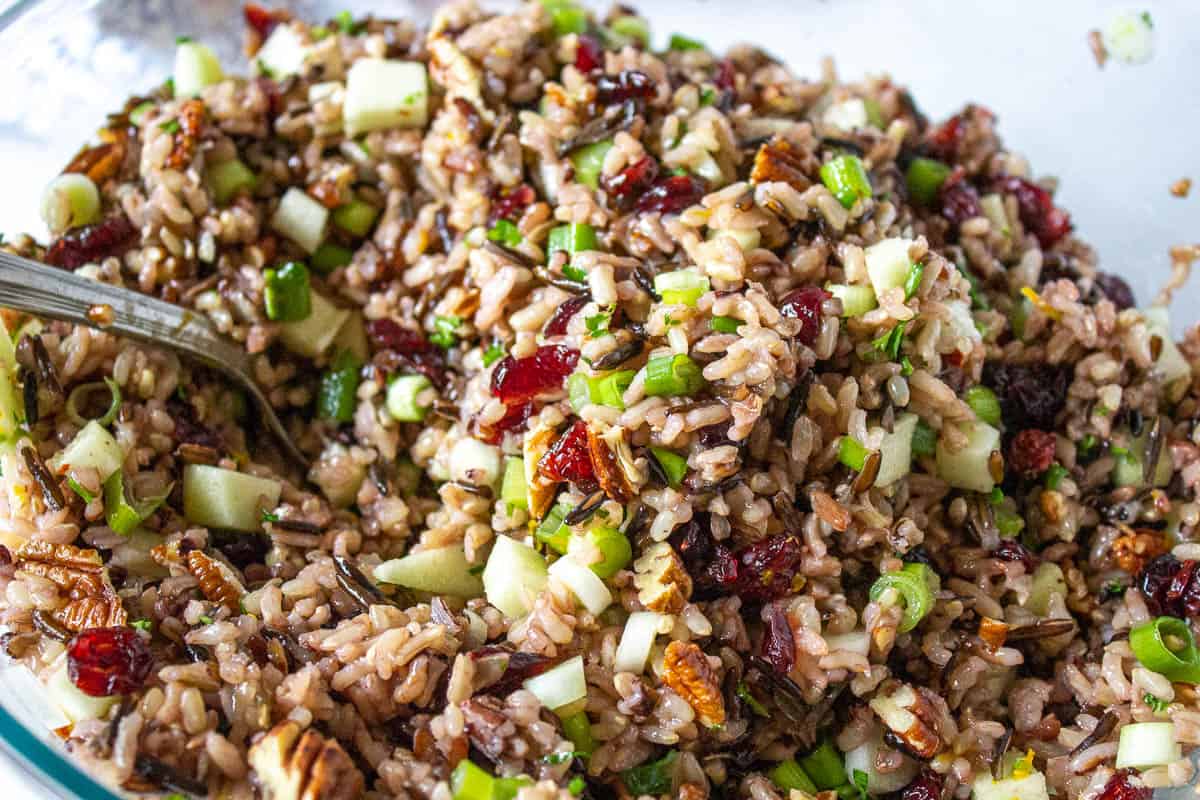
[0,250,305,465]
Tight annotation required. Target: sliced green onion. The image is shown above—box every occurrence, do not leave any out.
[905,157,951,206]
[668,33,705,51]
[103,471,171,535]
[1130,616,1200,683]
[826,283,877,317]
[129,101,155,126]
[430,315,461,349]
[654,269,710,306]
[263,261,312,322]
[310,242,354,274]
[562,711,595,757]
[650,447,687,487]
[585,311,612,338]
[568,372,592,412]
[547,222,599,256]
[332,197,380,237]
[570,525,632,578]
[205,158,257,206]
[487,218,523,247]
[482,342,507,367]
[450,759,495,800]
[65,378,122,428]
[540,0,588,36]
[838,436,869,471]
[903,262,925,300]
[317,349,360,423]
[819,154,872,209]
[386,374,434,422]
[964,385,1002,426]
[1115,722,1181,769]
[501,457,528,511]
[1044,463,1068,490]
[769,758,817,794]
[622,750,678,796]
[799,740,846,790]
[711,316,740,334]
[536,502,572,554]
[591,370,635,409]
[868,562,939,633]
[606,15,650,48]
[643,354,704,397]
[563,264,588,283]
[568,140,614,189]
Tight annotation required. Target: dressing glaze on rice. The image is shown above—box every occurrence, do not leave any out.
[1,3,1199,799]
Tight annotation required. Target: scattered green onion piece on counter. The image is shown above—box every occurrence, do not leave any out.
[668,33,705,51]
[903,262,925,300]
[317,349,361,423]
[310,242,354,273]
[568,139,614,189]
[769,759,818,794]
[487,218,523,247]
[622,750,678,796]
[331,197,380,237]
[500,457,528,511]
[643,354,704,397]
[654,269,710,306]
[964,385,1002,426]
[819,154,872,209]
[904,157,951,206]
[1130,616,1200,683]
[536,502,572,554]
[568,372,592,412]
[103,471,171,535]
[571,525,632,578]
[65,378,122,428]
[430,315,461,349]
[1044,463,1068,490]
[868,562,939,633]
[386,374,434,422]
[540,0,588,36]
[263,262,312,322]
[561,712,594,757]
[547,222,599,255]
[650,447,688,487]
[606,14,650,48]
[590,370,635,408]
[838,436,869,472]
[711,316,740,333]
[205,158,258,206]
[798,740,846,790]
[482,342,507,367]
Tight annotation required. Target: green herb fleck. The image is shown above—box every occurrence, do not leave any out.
[1078,433,1098,459]
[198,615,214,625]
[1102,579,1127,599]
[668,33,705,51]
[430,316,462,350]
[871,321,907,361]
[900,356,914,376]
[487,219,522,248]
[568,776,586,795]
[904,262,925,300]
[164,77,175,95]
[735,681,768,716]
[403,91,421,105]
[261,509,280,523]
[334,9,356,33]
[311,25,331,40]
[175,35,193,44]
[1044,463,1068,490]
[131,619,153,632]
[852,769,870,800]
[585,310,612,338]
[1140,11,1153,29]
[1144,692,1168,713]
[622,750,678,796]
[482,342,506,367]
[988,487,1004,505]
[468,563,485,576]
[542,751,584,765]
[699,87,716,107]
[256,59,276,79]
[159,118,181,134]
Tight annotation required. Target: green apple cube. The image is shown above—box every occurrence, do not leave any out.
[278,291,349,358]
[374,546,484,597]
[875,412,918,488]
[271,187,328,254]
[344,59,429,136]
[936,420,1001,493]
[174,41,224,98]
[865,237,914,296]
[255,24,309,78]
[482,535,548,619]
[183,464,281,532]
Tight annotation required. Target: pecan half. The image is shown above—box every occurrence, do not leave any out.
[523,421,559,521]
[15,540,126,631]
[248,721,365,800]
[869,681,941,760]
[750,136,815,192]
[185,550,245,611]
[587,424,637,503]
[633,542,692,613]
[1111,528,1168,574]
[662,640,725,727]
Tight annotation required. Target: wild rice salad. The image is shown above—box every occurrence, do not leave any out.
[2,2,1200,799]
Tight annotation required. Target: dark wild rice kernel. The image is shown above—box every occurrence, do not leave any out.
[1094,272,1135,311]
[490,345,579,405]
[779,286,831,346]
[68,627,154,697]
[538,420,595,484]
[1008,429,1056,476]
[759,602,795,673]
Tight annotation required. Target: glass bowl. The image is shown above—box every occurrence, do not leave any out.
[0,0,1196,797]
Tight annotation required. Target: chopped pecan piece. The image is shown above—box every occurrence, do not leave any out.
[633,542,692,613]
[587,424,638,503]
[163,99,206,171]
[185,550,245,611]
[523,421,559,521]
[248,721,365,800]
[63,127,128,185]
[869,681,941,760]
[977,617,1008,651]
[750,136,814,192]
[662,640,725,727]
[14,540,126,631]
[1111,529,1168,575]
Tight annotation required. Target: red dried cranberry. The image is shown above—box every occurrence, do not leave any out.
[982,362,1070,431]
[367,318,433,354]
[595,70,656,106]
[538,420,595,484]
[243,3,280,39]
[700,543,739,592]
[1138,554,1200,618]
[760,602,795,673]
[255,76,283,119]
[779,286,830,346]
[1009,429,1057,476]
[490,345,579,405]
[635,175,705,215]
[900,770,944,800]
[367,319,448,388]
[601,155,659,201]
[940,179,982,226]
[996,176,1073,248]
[1096,770,1150,800]
[44,214,138,270]
[574,34,603,73]
[67,627,153,697]
[478,401,532,445]
[543,295,589,337]
[927,113,965,161]
[992,539,1038,571]
[0,544,10,566]
[488,183,536,225]
[713,59,736,92]
[1094,272,1135,311]
[734,534,804,601]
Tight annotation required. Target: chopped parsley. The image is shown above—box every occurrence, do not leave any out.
[1144,692,1168,713]
[1043,463,1068,490]
[198,615,214,625]
[482,342,506,367]
[430,316,462,350]
[568,776,586,795]
[903,262,925,300]
[261,509,280,523]
[871,321,907,361]
[487,219,522,248]
[334,9,356,33]
[131,619,153,632]
[699,87,716,107]
[585,310,612,338]
[542,751,584,765]
[158,118,181,134]
[735,681,768,716]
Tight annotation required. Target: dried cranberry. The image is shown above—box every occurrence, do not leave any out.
[0,544,10,567]
[368,319,448,388]
[1094,272,1135,311]
[595,70,656,106]
[992,539,1038,571]
[696,421,734,448]
[489,183,536,225]
[44,214,138,270]
[940,179,982,225]
[982,362,1070,430]
[490,345,579,405]
[479,401,533,445]
[636,175,706,215]
[210,528,269,570]
[760,602,795,673]
[538,420,595,484]
[699,543,739,592]
[67,627,153,697]
[927,113,965,161]
[543,295,589,337]
[367,318,433,354]
[602,155,659,202]
[996,176,1073,248]
[243,3,281,39]
[574,34,603,73]
[713,59,736,92]
[900,770,944,800]
[1008,429,1057,476]
[1139,554,1200,618]
[166,399,223,451]
[670,513,716,565]
[255,76,283,119]
[1096,770,1150,800]
[734,535,804,601]
[779,286,830,346]
[479,649,556,696]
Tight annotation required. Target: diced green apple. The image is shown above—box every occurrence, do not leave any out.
[482,535,548,619]
[182,464,281,532]
[47,420,125,484]
[270,187,328,254]
[47,664,119,723]
[205,158,257,206]
[864,237,914,296]
[255,24,310,78]
[972,772,1049,800]
[374,546,484,597]
[278,291,349,358]
[874,413,918,488]
[343,59,429,136]
[1144,307,1192,390]
[174,41,224,98]
[936,420,1000,493]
